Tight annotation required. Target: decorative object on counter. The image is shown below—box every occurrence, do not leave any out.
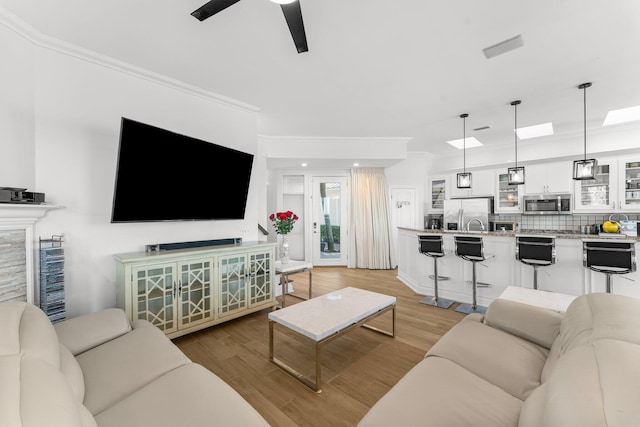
[507,100,525,185]
[456,113,472,189]
[573,82,598,180]
[269,210,299,264]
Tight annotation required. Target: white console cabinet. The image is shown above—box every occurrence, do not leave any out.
[115,242,276,338]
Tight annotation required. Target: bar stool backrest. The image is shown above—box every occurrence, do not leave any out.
[454,236,485,260]
[516,236,556,265]
[583,240,637,273]
[418,235,445,257]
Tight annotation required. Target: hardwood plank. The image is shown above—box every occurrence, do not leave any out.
[174,266,465,426]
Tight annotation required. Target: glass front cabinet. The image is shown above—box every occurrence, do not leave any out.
[116,243,276,339]
[573,161,616,212]
[619,157,640,211]
[495,172,521,213]
[428,176,448,213]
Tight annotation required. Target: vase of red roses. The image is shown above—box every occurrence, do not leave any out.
[269,211,298,264]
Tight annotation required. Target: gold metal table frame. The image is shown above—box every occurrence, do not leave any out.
[269,303,396,393]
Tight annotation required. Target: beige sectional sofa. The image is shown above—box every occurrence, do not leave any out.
[1,301,270,427]
[358,292,640,427]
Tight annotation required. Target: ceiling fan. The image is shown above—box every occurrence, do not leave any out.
[191,0,309,53]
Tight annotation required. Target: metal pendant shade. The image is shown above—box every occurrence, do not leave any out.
[508,100,525,185]
[456,113,472,189]
[573,82,598,180]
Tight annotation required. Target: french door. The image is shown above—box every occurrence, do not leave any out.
[312,176,348,266]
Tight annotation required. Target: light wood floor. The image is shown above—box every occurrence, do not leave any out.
[173,266,466,427]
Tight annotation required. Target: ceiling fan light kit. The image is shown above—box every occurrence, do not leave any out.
[573,82,598,180]
[456,113,472,189]
[191,0,308,53]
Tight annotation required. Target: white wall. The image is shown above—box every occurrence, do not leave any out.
[1,24,262,316]
[0,23,36,188]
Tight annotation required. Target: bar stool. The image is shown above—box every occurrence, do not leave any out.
[583,239,636,293]
[418,235,455,309]
[515,235,557,290]
[454,235,494,314]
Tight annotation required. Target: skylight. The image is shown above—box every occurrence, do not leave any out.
[446,137,483,150]
[603,106,640,126]
[515,122,554,139]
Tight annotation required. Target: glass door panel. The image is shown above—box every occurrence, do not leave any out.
[623,161,640,208]
[312,176,348,266]
[574,163,612,211]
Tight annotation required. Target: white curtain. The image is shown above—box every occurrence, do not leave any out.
[349,168,393,269]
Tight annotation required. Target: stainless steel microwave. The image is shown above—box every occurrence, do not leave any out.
[523,194,572,215]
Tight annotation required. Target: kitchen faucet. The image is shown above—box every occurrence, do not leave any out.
[467,217,485,232]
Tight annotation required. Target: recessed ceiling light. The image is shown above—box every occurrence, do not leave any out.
[516,122,554,139]
[301,162,308,167]
[446,137,483,150]
[270,0,296,4]
[603,106,640,126]
[353,163,359,167]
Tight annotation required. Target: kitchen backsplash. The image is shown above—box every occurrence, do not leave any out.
[426,213,640,232]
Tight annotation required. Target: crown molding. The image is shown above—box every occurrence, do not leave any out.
[0,7,260,114]
[258,134,412,144]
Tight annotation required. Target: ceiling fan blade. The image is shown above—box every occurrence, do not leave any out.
[191,0,242,21]
[280,1,308,53]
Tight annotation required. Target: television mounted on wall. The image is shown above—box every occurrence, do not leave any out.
[111,117,254,223]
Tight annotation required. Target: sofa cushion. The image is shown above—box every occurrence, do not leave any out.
[426,316,548,400]
[484,299,563,349]
[559,293,640,355]
[20,357,97,427]
[541,339,640,427]
[0,302,60,367]
[518,383,546,427]
[94,363,270,427]
[54,308,132,356]
[77,320,190,415]
[356,356,522,427]
[59,343,85,402]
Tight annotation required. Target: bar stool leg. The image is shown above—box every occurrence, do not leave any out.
[455,260,487,315]
[606,273,612,293]
[533,265,539,290]
[420,257,455,309]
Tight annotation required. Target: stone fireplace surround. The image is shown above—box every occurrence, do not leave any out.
[0,204,61,304]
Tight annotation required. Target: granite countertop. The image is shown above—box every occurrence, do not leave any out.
[399,227,640,241]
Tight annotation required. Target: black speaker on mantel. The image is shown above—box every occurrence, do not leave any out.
[155,238,242,252]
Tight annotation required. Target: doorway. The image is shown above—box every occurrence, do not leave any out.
[312,176,349,266]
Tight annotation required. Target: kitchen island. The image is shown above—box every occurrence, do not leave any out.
[397,227,640,308]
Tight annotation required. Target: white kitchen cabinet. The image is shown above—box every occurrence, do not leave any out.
[427,175,448,213]
[115,242,276,338]
[618,155,640,212]
[495,172,522,213]
[573,160,617,212]
[524,162,573,194]
[449,169,495,198]
[573,155,640,213]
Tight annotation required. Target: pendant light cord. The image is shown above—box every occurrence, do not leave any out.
[579,82,591,161]
[461,113,468,173]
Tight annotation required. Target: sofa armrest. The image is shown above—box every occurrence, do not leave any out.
[484,299,563,349]
[54,308,132,356]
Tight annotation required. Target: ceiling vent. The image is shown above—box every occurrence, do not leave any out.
[482,35,524,59]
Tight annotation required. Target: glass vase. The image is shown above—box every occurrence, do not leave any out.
[279,234,290,264]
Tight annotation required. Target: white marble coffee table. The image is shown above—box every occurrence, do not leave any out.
[268,287,396,392]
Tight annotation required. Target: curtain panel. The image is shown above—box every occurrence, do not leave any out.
[349,168,393,269]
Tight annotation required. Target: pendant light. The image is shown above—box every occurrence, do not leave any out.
[507,100,525,185]
[456,113,472,188]
[573,82,598,180]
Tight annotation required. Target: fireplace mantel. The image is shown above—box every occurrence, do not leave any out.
[0,203,63,304]
[0,203,62,223]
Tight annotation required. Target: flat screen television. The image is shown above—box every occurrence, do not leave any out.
[111,117,253,223]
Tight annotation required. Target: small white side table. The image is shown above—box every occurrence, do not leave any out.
[275,260,313,308]
[498,286,578,313]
